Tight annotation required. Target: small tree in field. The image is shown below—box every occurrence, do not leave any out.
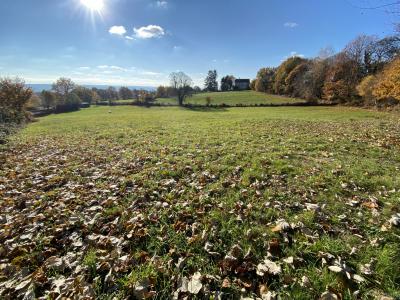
[52,77,75,97]
[119,86,133,100]
[0,77,32,124]
[52,78,81,112]
[25,94,42,110]
[170,72,193,106]
[204,70,218,92]
[41,90,56,110]
[73,86,96,104]
[221,75,235,91]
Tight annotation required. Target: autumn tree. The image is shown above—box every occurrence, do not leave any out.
[343,34,400,76]
[250,79,256,91]
[156,86,168,98]
[285,62,311,97]
[41,90,57,110]
[106,87,118,104]
[365,36,400,73]
[0,77,33,124]
[52,77,76,98]
[193,86,202,93]
[274,56,306,94]
[25,94,42,110]
[301,58,332,101]
[204,70,218,92]
[52,78,81,112]
[220,75,235,91]
[357,75,378,106]
[255,68,276,93]
[373,57,400,106]
[119,86,133,100]
[344,35,376,76]
[323,53,360,103]
[73,86,96,104]
[170,72,193,106]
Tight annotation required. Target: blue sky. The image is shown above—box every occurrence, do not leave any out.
[0,0,397,87]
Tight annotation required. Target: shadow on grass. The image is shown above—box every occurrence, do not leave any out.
[182,106,228,112]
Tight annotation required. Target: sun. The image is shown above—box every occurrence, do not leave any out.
[81,0,104,12]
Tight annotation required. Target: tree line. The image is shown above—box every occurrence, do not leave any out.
[24,78,160,114]
[251,33,400,107]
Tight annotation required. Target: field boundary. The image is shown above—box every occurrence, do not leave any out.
[94,101,337,108]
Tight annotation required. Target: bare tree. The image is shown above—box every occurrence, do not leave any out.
[347,0,399,14]
[169,72,193,106]
[344,35,377,66]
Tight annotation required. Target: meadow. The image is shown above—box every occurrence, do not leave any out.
[154,90,306,106]
[1,106,400,299]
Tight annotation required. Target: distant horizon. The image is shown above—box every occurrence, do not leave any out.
[27,83,156,92]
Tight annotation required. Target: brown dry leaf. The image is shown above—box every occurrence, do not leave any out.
[222,278,231,289]
[362,201,379,209]
[271,220,290,233]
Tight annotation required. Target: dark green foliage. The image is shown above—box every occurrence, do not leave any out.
[41,90,57,110]
[73,86,96,104]
[221,75,235,91]
[118,86,133,100]
[204,70,218,92]
[55,92,82,113]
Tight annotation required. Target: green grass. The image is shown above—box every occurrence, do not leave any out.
[1,106,400,299]
[156,90,306,105]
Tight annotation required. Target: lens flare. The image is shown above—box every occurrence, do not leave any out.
[81,0,104,12]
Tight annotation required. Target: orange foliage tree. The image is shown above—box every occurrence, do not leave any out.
[373,57,400,106]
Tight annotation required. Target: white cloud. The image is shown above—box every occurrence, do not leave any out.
[284,22,298,28]
[97,65,128,71]
[140,71,162,76]
[125,36,135,40]
[109,26,127,36]
[290,51,304,58]
[282,51,305,61]
[78,66,90,70]
[156,1,168,8]
[134,25,165,39]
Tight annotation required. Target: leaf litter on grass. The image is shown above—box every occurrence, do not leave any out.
[0,107,400,299]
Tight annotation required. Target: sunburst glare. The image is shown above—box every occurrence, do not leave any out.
[81,0,104,12]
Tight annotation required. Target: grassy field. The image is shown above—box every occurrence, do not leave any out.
[1,106,400,299]
[155,90,306,105]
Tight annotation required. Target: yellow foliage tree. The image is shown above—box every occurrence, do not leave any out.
[356,75,377,106]
[373,58,400,105]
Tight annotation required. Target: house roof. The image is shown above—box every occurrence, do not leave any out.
[235,79,250,83]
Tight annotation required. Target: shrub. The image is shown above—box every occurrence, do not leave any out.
[0,78,33,124]
[55,93,82,113]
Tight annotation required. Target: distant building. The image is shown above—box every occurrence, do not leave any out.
[234,79,250,90]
